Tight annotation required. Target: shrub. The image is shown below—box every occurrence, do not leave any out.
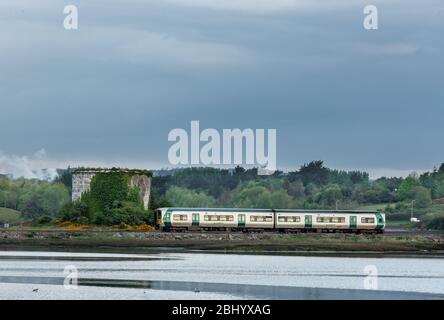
[94,201,149,226]
[58,201,92,223]
[37,215,52,224]
[427,216,444,230]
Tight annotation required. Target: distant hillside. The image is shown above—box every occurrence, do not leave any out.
[0,207,22,224]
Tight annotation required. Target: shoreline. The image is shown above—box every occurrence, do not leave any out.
[0,230,443,257]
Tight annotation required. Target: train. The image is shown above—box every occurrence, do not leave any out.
[154,208,386,234]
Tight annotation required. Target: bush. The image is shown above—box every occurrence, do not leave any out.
[427,216,444,230]
[412,186,432,208]
[37,215,52,224]
[94,201,149,226]
[58,201,92,223]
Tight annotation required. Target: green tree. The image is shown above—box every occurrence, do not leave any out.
[288,160,330,185]
[412,186,432,208]
[18,183,70,220]
[363,182,392,203]
[285,180,305,200]
[398,175,421,200]
[165,186,216,207]
[315,184,343,207]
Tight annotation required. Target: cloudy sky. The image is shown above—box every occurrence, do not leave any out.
[0,0,443,178]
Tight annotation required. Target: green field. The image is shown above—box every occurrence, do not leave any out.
[357,202,444,228]
[357,203,393,211]
[0,207,22,224]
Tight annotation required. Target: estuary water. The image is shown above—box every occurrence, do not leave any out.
[0,250,443,299]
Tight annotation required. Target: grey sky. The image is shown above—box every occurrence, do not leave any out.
[0,0,443,178]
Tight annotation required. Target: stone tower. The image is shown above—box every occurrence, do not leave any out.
[71,168,152,210]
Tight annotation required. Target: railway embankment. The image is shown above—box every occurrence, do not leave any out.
[0,229,442,255]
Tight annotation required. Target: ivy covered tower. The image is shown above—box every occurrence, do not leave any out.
[72,168,152,210]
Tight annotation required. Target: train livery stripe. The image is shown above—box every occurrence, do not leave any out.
[238,214,246,227]
[304,215,312,228]
[375,212,385,230]
[272,209,277,229]
[349,216,357,228]
[164,209,172,227]
[192,213,199,226]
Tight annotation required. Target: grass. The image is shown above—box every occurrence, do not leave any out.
[357,202,444,228]
[0,207,22,224]
[357,203,392,211]
[385,220,412,228]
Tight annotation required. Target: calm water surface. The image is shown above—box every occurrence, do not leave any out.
[0,251,443,299]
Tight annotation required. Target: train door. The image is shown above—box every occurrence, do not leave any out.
[304,215,312,228]
[238,214,246,227]
[163,211,171,228]
[350,216,357,229]
[154,210,161,229]
[192,213,200,226]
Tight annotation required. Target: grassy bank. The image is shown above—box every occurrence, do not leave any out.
[0,229,442,256]
[0,208,22,224]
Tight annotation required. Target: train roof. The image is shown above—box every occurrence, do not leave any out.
[158,207,273,213]
[157,207,383,214]
[273,209,383,214]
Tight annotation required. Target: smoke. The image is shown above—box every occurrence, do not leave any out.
[0,149,59,180]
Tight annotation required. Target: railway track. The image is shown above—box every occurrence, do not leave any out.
[1,228,441,238]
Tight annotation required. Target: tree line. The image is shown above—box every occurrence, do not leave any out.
[1,161,443,229]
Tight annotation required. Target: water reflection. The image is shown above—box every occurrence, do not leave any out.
[0,251,443,300]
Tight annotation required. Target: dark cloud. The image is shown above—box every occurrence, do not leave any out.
[0,0,443,177]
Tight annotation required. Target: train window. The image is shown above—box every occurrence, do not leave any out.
[361,217,375,223]
[317,217,345,223]
[173,214,188,221]
[204,215,233,221]
[278,216,301,223]
[250,216,273,222]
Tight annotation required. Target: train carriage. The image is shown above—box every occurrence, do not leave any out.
[275,211,305,231]
[155,208,385,233]
[156,208,275,232]
[273,209,385,233]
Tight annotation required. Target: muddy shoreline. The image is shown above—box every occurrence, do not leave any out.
[0,230,443,256]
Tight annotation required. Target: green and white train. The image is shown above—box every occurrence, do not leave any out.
[154,208,386,234]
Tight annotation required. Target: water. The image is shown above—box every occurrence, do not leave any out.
[0,250,443,299]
